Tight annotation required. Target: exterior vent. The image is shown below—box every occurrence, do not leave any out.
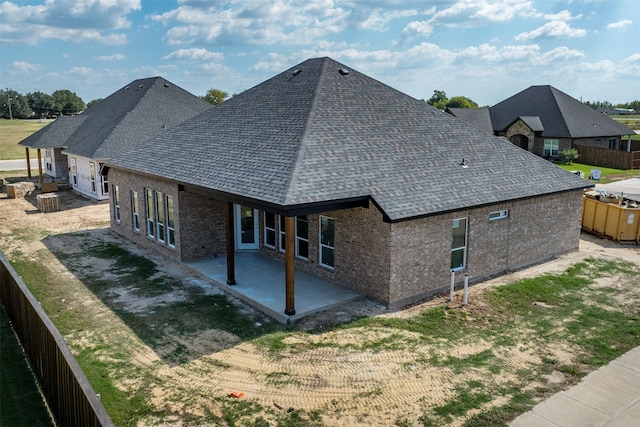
[292,69,302,76]
[338,68,350,76]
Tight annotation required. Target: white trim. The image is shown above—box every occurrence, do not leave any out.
[278,215,286,253]
[112,184,120,224]
[295,215,309,260]
[263,212,276,249]
[489,210,509,221]
[131,190,140,232]
[451,217,467,272]
[319,215,335,270]
[234,205,259,250]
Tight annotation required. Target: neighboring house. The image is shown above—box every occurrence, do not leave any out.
[603,107,636,116]
[19,77,212,200]
[449,85,635,158]
[104,58,591,315]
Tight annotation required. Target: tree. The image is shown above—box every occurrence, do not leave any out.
[1,89,32,119]
[445,96,478,109]
[27,91,55,117]
[202,88,229,106]
[87,98,103,108]
[52,89,85,115]
[426,89,448,110]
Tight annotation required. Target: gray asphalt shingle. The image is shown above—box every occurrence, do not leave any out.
[107,58,591,221]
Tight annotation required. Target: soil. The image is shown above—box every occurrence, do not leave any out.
[1,187,639,427]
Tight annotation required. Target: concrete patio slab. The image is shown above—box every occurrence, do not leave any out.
[186,252,364,324]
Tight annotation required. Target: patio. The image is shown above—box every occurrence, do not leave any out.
[186,253,364,324]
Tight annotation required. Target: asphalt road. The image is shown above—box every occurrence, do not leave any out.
[0,159,40,171]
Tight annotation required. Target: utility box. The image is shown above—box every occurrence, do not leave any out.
[582,197,640,244]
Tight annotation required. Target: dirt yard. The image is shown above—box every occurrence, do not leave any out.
[1,187,639,427]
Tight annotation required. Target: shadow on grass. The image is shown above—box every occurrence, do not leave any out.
[38,228,289,367]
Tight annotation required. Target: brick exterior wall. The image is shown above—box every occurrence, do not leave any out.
[107,168,584,309]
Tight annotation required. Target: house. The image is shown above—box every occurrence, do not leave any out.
[449,85,635,158]
[19,77,212,200]
[103,58,591,316]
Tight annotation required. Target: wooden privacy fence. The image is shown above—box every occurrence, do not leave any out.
[0,252,114,427]
[575,144,640,170]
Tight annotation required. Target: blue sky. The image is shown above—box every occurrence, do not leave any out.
[1,0,638,106]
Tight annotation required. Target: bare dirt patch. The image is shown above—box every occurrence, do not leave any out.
[1,188,639,426]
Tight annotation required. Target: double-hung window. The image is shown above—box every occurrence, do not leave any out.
[264,212,276,248]
[543,139,559,157]
[451,218,467,271]
[44,149,52,172]
[70,158,77,186]
[319,216,335,269]
[145,189,155,238]
[89,162,96,193]
[112,185,120,223]
[295,215,309,260]
[155,191,165,243]
[166,195,175,248]
[131,191,139,232]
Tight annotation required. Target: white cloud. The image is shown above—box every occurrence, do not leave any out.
[9,61,44,72]
[515,20,587,40]
[94,54,126,61]
[622,53,640,63]
[607,19,632,29]
[0,0,140,44]
[162,48,224,62]
[430,0,537,26]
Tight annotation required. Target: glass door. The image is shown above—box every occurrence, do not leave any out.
[234,204,259,250]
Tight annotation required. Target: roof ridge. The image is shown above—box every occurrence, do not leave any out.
[281,58,328,207]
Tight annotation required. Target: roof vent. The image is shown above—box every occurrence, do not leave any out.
[164,83,170,88]
[338,68,350,76]
[292,69,302,76]
[460,159,468,168]
[138,84,144,89]
[124,86,130,91]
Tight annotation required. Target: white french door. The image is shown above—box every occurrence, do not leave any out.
[234,204,259,250]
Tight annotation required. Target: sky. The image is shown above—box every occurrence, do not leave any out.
[1,0,639,107]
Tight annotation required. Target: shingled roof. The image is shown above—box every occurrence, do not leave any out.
[489,85,634,138]
[20,77,212,161]
[107,57,591,222]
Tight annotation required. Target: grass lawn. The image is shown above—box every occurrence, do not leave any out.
[556,162,640,183]
[0,119,50,160]
[0,307,55,427]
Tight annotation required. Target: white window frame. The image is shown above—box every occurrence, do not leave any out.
[166,195,175,249]
[112,184,120,223]
[543,139,559,157]
[155,191,165,243]
[131,190,139,232]
[263,212,276,249]
[279,215,286,253]
[489,210,509,221]
[451,217,468,272]
[70,158,77,186]
[44,149,52,172]
[145,188,155,238]
[89,162,96,193]
[608,138,617,150]
[101,163,109,195]
[295,215,309,260]
[319,215,335,270]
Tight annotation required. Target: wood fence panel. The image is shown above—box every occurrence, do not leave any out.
[575,144,640,170]
[0,252,114,427]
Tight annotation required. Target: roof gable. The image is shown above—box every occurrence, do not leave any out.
[446,107,494,134]
[107,58,591,221]
[62,77,212,160]
[490,85,633,138]
[18,115,86,149]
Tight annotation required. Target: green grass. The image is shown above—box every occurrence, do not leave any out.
[0,119,49,160]
[0,307,55,427]
[556,162,640,182]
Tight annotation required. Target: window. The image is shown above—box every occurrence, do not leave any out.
[166,195,175,248]
[89,162,96,193]
[155,191,165,243]
[44,149,52,172]
[543,139,559,157]
[295,215,309,260]
[279,215,286,253]
[145,189,155,238]
[131,191,139,232]
[608,138,617,150]
[451,218,467,271]
[264,212,276,248]
[101,163,109,194]
[70,158,77,186]
[489,210,508,221]
[112,185,120,223]
[319,216,335,269]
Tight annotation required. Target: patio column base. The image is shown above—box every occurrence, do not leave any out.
[226,279,236,286]
[285,309,296,316]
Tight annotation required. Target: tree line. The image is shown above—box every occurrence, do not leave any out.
[3,86,636,120]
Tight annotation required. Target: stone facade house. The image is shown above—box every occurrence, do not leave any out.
[19,77,212,200]
[104,58,591,315]
[449,85,635,159]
